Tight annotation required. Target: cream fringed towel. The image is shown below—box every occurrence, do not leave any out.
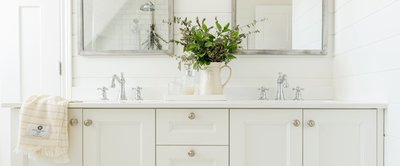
[16,95,70,163]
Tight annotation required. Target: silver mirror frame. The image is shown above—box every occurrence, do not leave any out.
[232,0,329,55]
[78,0,174,56]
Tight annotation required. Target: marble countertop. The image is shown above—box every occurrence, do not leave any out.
[1,100,387,109]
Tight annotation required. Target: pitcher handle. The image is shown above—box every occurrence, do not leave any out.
[220,65,232,88]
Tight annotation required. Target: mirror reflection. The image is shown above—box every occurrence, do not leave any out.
[82,0,170,52]
[236,0,324,51]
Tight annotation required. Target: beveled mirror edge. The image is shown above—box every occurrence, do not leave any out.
[77,0,175,56]
[231,0,329,56]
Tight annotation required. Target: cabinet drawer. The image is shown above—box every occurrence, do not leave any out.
[156,109,228,145]
[157,146,228,166]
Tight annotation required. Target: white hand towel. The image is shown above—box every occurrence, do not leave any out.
[16,95,70,163]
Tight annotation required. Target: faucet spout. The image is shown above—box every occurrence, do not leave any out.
[276,72,289,100]
[111,73,127,101]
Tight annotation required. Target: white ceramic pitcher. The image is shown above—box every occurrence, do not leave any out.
[199,62,232,95]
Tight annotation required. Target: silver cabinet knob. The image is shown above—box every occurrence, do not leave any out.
[307,120,315,127]
[188,150,195,157]
[84,119,93,126]
[69,118,79,126]
[292,119,301,127]
[188,112,196,120]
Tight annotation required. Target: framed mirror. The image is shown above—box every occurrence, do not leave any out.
[233,0,328,55]
[78,0,174,55]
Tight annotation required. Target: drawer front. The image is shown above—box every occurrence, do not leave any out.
[157,146,228,166]
[156,109,228,145]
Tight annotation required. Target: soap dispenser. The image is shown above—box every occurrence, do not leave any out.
[181,63,196,95]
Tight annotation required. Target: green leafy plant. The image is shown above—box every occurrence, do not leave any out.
[168,17,261,70]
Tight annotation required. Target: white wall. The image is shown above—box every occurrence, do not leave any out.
[71,0,335,101]
[333,0,400,165]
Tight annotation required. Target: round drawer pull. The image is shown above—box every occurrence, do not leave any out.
[69,118,79,126]
[292,119,301,127]
[307,120,315,127]
[188,150,196,157]
[188,112,196,120]
[84,119,93,126]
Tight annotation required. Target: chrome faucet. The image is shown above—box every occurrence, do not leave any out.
[111,73,127,101]
[275,72,289,100]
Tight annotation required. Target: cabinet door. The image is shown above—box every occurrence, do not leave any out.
[157,146,228,166]
[83,109,155,166]
[27,109,82,166]
[303,109,377,166]
[230,109,302,166]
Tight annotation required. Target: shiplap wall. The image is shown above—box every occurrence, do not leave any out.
[333,0,400,165]
[71,0,335,100]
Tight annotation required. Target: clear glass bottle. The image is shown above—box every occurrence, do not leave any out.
[181,63,195,95]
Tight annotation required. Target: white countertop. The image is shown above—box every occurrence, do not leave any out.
[1,100,387,109]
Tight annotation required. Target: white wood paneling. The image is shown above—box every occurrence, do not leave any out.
[335,1,400,55]
[333,1,400,165]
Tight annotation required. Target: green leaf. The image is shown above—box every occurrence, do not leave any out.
[232,31,239,38]
[202,23,208,32]
[223,23,230,32]
[205,41,213,47]
[187,44,197,50]
[216,21,222,31]
[198,53,206,57]
[228,55,236,60]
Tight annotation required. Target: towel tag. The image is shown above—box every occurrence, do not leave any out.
[27,124,50,138]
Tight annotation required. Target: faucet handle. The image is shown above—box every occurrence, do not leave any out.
[258,86,269,92]
[132,86,143,100]
[292,86,304,92]
[97,86,109,100]
[292,86,304,101]
[258,86,269,100]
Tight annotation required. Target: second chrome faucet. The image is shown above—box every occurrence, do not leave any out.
[259,72,303,101]
[110,72,143,101]
[111,73,127,101]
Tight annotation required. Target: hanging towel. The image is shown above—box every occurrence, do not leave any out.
[16,95,70,163]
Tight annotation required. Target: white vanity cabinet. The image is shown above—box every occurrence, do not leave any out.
[83,109,155,166]
[6,102,384,166]
[231,109,380,166]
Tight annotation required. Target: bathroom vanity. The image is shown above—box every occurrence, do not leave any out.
[4,101,386,166]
